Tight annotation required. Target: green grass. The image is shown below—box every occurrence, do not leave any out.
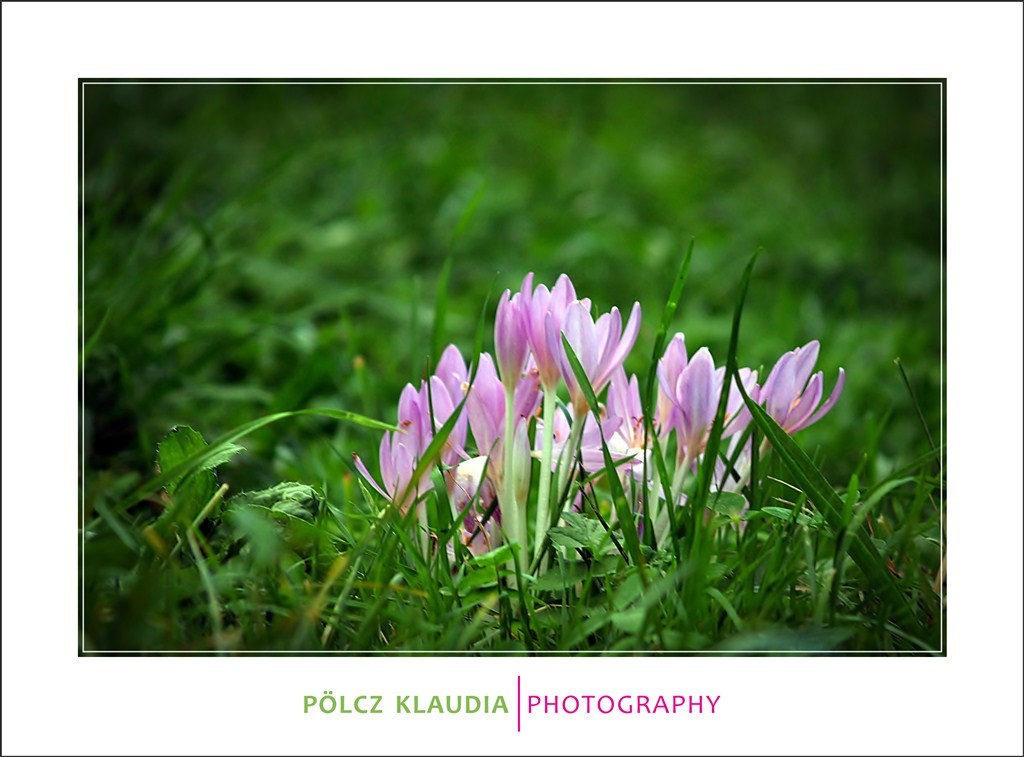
[80,82,944,653]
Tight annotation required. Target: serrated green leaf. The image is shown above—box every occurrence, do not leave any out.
[546,512,606,553]
[226,482,323,522]
[547,529,588,550]
[155,425,216,528]
[226,506,283,569]
[199,442,246,471]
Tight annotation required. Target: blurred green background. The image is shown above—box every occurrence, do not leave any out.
[81,82,943,496]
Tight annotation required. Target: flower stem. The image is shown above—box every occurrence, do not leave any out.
[554,410,586,507]
[503,385,526,578]
[417,501,429,557]
[656,449,693,547]
[533,390,557,560]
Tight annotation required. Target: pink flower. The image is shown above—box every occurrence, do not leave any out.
[352,430,432,513]
[354,345,471,509]
[760,340,845,434]
[663,346,760,459]
[551,299,642,414]
[448,456,502,556]
[533,401,636,477]
[494,276,532,390]
[466,353,540,485]
[656,333,689,435]
[604,367,649,479]
[522,273,581,390]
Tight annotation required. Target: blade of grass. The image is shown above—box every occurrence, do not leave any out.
[560,334,646,577]
[691,249,760,516]
[640,239,693,544]
[80,306,111,370]
[736,381,927,640]
[894,358,937,455]
[642,238,694,410]
[431,250,455,364]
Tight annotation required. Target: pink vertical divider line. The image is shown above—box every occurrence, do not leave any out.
[517,674,521,732]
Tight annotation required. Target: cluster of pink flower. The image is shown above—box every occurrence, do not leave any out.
[355,272,844,562]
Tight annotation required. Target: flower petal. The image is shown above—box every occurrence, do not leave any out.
[677,347,716,452]
[793,340,821,392]
[596,301,641,390]
[353,453,388,499]
[786,371,822,433]
[804,367,846,428]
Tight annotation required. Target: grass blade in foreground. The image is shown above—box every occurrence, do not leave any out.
[560,334,646,575]
[736,381,930,644]
[691,249,760,517]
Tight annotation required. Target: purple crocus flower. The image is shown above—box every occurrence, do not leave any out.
[494,276,533,390]
[354,345,472,509]
[424,344,470,468]
[448,455,502,556]
[666,347,760,459]
[466,353,540,482]
[397,382,433,458]
[353,381,433,511]
[714,365,760,440]
[604,367,649,479]
[534,402,633,475]
[353,430,432,513]
[551,299,642,414]
[656,333,688,435]
[522,273,580,390]
[760,340,845,434]
[672,346,718,458]
[434,343,470,408]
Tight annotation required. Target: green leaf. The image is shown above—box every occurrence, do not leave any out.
[641,238,694,413]
[226,507,284,569]
[154,425,217,529]
[534,556,619,591]
[710,491,748,517]
[761,506,824,528]
[225,482,323,522]
[466,543,515,569]
[610,609,645,635]
[457,565,500,591]
[690,250,760,517]
[547,529,588,550]
[200,442,246,472]
[706,587,744,631]
[638,240,694,556]
[546,512,606,553]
